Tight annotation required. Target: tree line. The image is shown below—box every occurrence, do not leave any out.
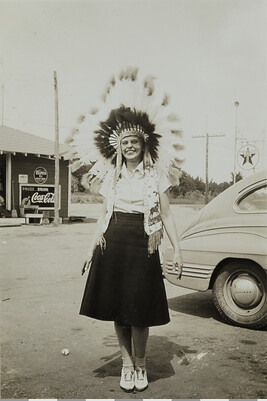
[72,163,243,204]
[169,170,242,203]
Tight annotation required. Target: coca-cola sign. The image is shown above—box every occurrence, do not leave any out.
[19,184,61,210]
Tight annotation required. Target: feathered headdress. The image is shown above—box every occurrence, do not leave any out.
[67,67,183,190]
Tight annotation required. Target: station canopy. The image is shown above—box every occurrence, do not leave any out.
[0,125,72,159]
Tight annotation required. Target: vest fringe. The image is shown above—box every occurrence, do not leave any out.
[148,228,164,254]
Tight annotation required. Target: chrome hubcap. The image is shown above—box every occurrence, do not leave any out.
[223,269,266,317]
[230,274,262,308]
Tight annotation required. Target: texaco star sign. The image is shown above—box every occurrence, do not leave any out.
[237,144,259,170]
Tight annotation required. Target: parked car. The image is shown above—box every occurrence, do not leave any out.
[163,169,267,329]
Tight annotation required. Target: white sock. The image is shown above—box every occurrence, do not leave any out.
[122,356,134,372]
[135,356,146,370]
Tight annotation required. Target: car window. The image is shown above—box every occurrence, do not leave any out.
[237,185,267,211]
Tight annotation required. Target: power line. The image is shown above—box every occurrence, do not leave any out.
[3,117,73,131]
[193,132,225,204]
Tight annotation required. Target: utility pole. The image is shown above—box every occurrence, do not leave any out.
[193,132,225,204]
[1,85,4,126]
[53,71,60,226]
[233,101,239,184]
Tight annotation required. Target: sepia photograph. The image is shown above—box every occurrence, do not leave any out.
[0,0,266,399]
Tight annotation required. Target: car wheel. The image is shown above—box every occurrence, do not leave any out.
[212,261,267,329]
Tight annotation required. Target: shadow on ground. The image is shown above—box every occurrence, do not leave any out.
[93,334,197,382]
[168,290,219,319]
[168,290,267,331]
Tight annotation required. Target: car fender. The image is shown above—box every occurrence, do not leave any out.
[163,231,267,292]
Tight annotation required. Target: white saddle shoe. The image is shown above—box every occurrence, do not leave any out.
[120,368,135,392]
[134,367,148,391]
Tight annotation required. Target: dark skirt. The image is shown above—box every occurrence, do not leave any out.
[79,212,170,327]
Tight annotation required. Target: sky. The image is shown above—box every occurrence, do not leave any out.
[0,0,266,183]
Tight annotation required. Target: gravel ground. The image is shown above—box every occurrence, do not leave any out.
[1,204,266,399]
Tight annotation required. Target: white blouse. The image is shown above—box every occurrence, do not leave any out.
[99,162,171,214]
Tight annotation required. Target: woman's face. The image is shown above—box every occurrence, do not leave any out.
[120,135,144,163]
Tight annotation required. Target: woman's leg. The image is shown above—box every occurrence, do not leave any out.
[131,326,149,358]
[114,321,135,391]
[114,321,133,360]
[131,326,149,390]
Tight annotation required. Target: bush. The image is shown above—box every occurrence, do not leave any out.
[184,190,205,201]
[71,192,104,204]
[169,191,205,204]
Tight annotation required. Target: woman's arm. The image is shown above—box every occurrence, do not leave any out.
[159,190,183,278]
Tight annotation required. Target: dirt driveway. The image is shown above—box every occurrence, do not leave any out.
[1,204,267,399]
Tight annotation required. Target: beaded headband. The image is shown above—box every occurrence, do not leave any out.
[109,127,148,150]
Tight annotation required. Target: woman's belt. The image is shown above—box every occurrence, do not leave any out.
[112,211,144,221]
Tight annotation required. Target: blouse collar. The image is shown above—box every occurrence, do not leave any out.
[122,161,144,176]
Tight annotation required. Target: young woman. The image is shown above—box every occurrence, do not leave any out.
[79,103,183,392]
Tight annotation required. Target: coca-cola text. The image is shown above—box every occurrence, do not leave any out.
[31,192,55,204]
